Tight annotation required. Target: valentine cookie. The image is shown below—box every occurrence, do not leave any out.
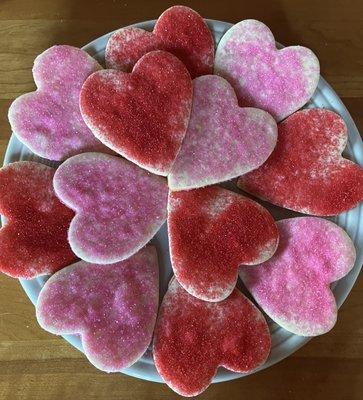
[36,246,159,372]
[8,45,108,161]
[215,19,320,121]
[169,75,277,190]
[105,5,214,78]
[153,278,271,396]
[53,152,168,264]
[238,109,363,216]
[168,186,279,302]
[80,50,192,176]
[240,217,356,336]
[0,162,75,279]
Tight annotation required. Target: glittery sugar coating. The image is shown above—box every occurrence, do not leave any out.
[169,75,277,190]
[105,5,214,78]
[238,109,363,216]
[215,20,320,121]
[168,186,279,302]
[240,218,356,336]
[8,45,108,161]
[80,51,192,176]
[153,279,271,397]
[0,162,75,279]
[36,246,159,372]
[53,152,168,264]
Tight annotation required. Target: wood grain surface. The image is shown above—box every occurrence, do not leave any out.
[0,1,362,399]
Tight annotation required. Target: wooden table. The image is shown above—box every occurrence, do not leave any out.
[0,1,362,399]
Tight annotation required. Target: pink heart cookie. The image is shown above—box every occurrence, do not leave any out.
[53,152,168,264]
[8,45,108,161]
[169,75,277,190]
[240,217,356,336]
[80,50,192,176]
[0,161,76,279]
[105,5,214,78]
[168,186,279,302]
[215,20,320,121]
[238,109,363,216]
[153,278,271,397]
[36,246,159,372]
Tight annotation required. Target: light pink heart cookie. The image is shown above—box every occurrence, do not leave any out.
[215,20,320,121]
[8,45,108,161]
[53,152,168,264]
[240,217,356,336]
[153,278,271,397]
[36,246,159,372]
[169,75,277,190]
[105,5,214,78]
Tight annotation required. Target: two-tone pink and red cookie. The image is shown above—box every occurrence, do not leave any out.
[80,51,192,175]
[0,161,76,279]
[168,186,279,302]
[9,45,108,161]
[106,5,214,78]
[169,75,277,190]
[238,109,363,215]
[153,279,271,396]
[240,217,356,336]
[53,152,168,264]
[37,246,159,372]
[215,20,320,121]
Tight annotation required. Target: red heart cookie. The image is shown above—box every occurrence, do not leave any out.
[168,186,279,302]
[80,51,193,176]
[153,278,271,397]
[0,162,75,279]
[238,109,363,216]
[105,5,214,78]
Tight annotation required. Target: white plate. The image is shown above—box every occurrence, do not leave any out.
[2,19,363,384]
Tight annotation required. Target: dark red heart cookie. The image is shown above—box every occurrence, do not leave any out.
[238,109,363,216]
[105,5,214,78]
[80,50,193,176]
[0,162,76,279]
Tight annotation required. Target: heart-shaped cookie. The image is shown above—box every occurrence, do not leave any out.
[105,5,214,78]
[240,217,356,336]
[238,109,363,216]
[168,75,277,190]
[153,278,271,396]
[80,50,192,176]
[36,246,159,372]
[8,45,108,161]
[168,186,279,302]
[215,19,320,121]
[0,161,76,279]
[53,152,168,264]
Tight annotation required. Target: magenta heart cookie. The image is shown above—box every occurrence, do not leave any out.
[215,19,320,121]
[105,5,214,78]
[80,50,192,176]
[168,186,279,302]
[238,109,363,216]
[8,45,108,161]
[0,161,76,279]
[36,246,159,372]
[169,75,277,190]
[153,278,271,396]
[53,152,168,264]
[240,217,356,336]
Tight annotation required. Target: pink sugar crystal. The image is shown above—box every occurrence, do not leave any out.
[8,45,108,160]
[169,75,277,190]
[240,217,356,336]
[153,279,271,396]
[37,246,159,372]
[53,152,168,264]
[215,20,320,121]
